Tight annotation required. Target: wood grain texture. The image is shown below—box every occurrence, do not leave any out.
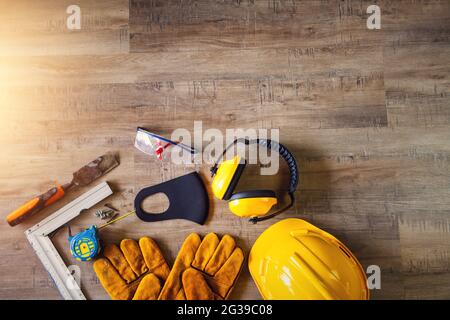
[0,0,129,56]
[0,0,449,300]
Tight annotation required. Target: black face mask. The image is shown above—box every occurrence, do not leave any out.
[134,172,209,225]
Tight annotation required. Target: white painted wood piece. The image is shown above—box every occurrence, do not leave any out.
[25,182,113,300]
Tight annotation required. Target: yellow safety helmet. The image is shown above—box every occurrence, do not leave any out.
[248,218,369,300]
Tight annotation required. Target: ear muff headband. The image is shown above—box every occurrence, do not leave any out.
[210,138,299,223]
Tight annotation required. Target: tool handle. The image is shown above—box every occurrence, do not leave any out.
[6,185,66,226]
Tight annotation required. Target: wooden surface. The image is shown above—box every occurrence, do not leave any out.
[0,0,449,300]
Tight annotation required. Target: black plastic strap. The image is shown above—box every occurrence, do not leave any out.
[229,189,276,200]
[249,192,295,224]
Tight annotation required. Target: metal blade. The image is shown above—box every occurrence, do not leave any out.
[71,152,119,186]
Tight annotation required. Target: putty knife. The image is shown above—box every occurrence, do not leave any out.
[6,152,119,226]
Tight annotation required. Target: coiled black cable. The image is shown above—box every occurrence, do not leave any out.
[257,139,299,194]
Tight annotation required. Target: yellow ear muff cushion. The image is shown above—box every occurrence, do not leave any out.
[228,196,277,218]
[211,156,243,200]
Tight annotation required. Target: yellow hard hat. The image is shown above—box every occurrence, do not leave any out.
[248,218,369,300]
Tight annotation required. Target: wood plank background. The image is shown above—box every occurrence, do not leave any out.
[0,0,449,299]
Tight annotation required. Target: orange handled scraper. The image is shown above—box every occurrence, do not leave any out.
[6,152,119,226]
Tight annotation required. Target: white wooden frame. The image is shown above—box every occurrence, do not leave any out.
[25,182,113,300]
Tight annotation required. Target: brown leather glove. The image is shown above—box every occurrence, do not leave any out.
[93,236,170,300]
[158,233,245,300]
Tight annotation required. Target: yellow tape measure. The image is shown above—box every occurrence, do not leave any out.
[69,210,135,261]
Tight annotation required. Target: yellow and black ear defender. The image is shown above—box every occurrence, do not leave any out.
[210,138,299,224]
